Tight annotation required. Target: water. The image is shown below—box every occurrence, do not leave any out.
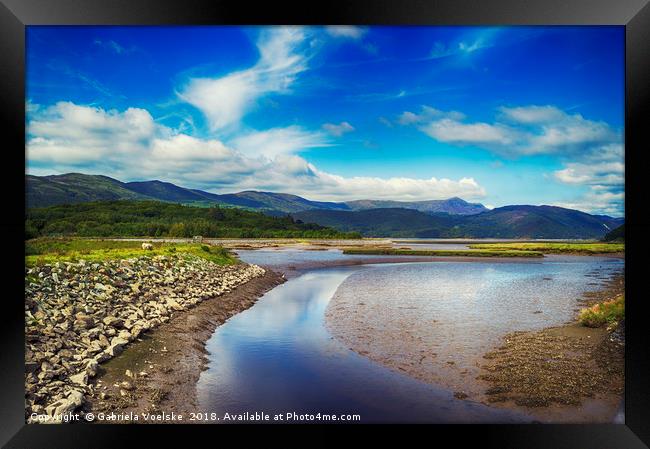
[327,256,624,394]
[197,252,623,423]
[196,267,529,423]
[235,248,358,267]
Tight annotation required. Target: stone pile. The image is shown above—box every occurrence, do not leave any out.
[25,255,265,422]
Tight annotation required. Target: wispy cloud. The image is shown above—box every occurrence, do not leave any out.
[179,27,311,131]
[93,39,135,55]
[427,29,499,60]
[230,126,330,159]
[325,26,367,40]
[46,61,118,98]
[322,121,354,137]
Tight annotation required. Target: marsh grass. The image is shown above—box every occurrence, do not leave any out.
[341,248,544,257]
[468,242,624,254]
[25,237,236,266]
[578,295,625,328]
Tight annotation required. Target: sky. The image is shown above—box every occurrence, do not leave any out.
[26,26,624,216]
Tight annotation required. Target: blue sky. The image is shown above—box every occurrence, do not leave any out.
[26,26,624,215]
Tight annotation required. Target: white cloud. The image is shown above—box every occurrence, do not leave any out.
[179,27,310,131]
[230,126,330,159]
[554,161,623,186]
[403,104,621,157]
[27,101,157,164]
[150,134,232,161]
[399,104,624,215]
[27,101,486,202]
[498,105,565,124]
[555,187,624,217]
[325,26,367,39]
[421,118,517,145]
[322,121,354,137]
[303,171,486,202]
[551,143,624,215]
[397,106,464,125]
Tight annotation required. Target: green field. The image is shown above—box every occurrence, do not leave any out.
[25,238,236,266]
[467,242,624,254]
[341,248,544,258]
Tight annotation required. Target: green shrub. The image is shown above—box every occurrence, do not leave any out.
[578,295,625,328]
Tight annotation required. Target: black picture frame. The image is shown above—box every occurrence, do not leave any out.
[2,0,649,447]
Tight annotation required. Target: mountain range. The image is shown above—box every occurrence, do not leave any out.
[293,206,623,239]
[26,173,623,239]
[26,173,485,215]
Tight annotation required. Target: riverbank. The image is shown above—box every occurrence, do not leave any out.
[476,275,624,423]
[85,269,285,422]
[324,256,624,423]
[341,248,544,257]
[25,250,267,422]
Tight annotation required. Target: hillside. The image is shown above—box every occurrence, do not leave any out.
[457,205,623,239]
[346,197,487,215]
[293,205,624,239]
[602,224,624,242]
[293,208,457,238]
[26,173,623,239]
[125,180,219,203]
[27,173,351,213]
[25,200,360,239]
[27,174,151,208]
[210,190,350,213]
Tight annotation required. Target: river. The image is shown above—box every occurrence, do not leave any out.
[195,249,623,423]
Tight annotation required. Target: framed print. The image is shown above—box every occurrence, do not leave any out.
[1,0,649,447]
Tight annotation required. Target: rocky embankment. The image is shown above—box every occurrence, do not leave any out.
[25,255,265,422]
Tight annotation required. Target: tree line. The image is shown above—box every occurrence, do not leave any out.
[25,200,361,239]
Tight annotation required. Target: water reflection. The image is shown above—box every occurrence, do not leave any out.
[197,267,529,423]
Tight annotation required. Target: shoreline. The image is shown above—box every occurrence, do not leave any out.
[85,269,285,421]
[323,260,624,423]
[54,250,622,423]
[475,274,625,423]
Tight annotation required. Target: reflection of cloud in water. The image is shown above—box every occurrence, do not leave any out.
[196,265,532,422]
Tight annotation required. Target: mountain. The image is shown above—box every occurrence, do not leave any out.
[293,205,624,239]
[211,191,350,213]
[456,205,624,239]
[346,197,487,215]
[602,224,624,242]
[26,174,353,213]
[293,208,456,238]
[26,174,623,239]
[124,180,218,203]
[26,173,152,208]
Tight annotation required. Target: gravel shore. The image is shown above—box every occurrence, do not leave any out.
[25,254,267,422]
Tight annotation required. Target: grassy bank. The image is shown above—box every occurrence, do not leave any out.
[579,294,625,328]
[25,238,236,266]
[341,248,544,257]
[468,242,624,254]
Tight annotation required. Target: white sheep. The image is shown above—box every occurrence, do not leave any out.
[141,243,154,250]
